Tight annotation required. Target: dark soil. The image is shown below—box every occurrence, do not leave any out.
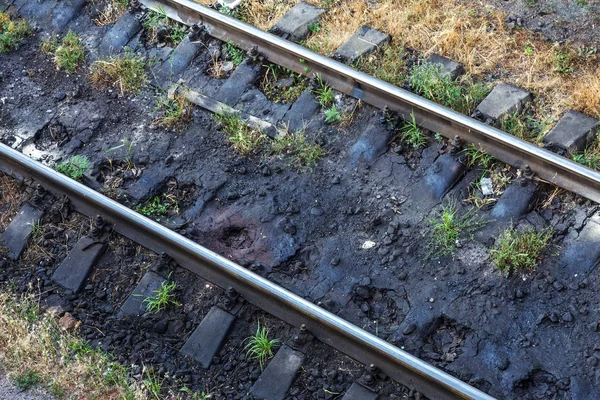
[2,3,600,400]
[485,0,600,46]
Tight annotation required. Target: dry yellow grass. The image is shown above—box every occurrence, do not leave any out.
[0,291,143,399]
[196,0,599,119]
[0,174,28,232]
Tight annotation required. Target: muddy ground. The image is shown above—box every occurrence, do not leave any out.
[2,1,600,399]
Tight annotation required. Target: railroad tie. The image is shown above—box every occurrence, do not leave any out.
[250,344,304,400]
[180,306,237,368]
[49,0,87,33]
[52,236,107,293]
[96,10,143,57]
[0,203,44,260]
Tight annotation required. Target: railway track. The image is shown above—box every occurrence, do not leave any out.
[1,0,600,398]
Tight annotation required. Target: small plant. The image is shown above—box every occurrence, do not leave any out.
[428,201,485,257]
[312,75,335,107]
[142,280,180,313]
[490,227,553,276]
[90,49,147,95]
[324,105,341,123]
[212,113,265,155]
[553,49,574,74]
[272,130,326,171]
[41,30,85,73]
[56,155,90,181]
[410,62,488,114]
[28,220,42,239]
[398,113,427,149]
[224,41,245,67]
[135,194,178,220]
[142,6,187,45]
[524,46,534,56]
[307,22,320,33]
[142,366,163,399]
[244,321,279,370]
[13,369,43,390]
[0,12,31,53]
[153,93,191,131]
[260,63,309,104]
[462,144,496,169]
[572,148,600,170]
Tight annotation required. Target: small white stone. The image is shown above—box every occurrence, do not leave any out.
[480,177,494,196]
[361,240,376,249]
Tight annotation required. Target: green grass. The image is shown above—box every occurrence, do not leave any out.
[428,202,486,258]
[572,148,600,170]
[41,30,85,73]
[553,49,574,74]
[312,75,335,107]
[398,112,427,149]
[499,112,549,142]
[142,280,180,314]
[490,227,553,276]
[356,43,407,87]
[142,6,187,45]
[0,12,31,53]
[272,131,326,171]
[324,105,341,123]
[90,49,147,95]
[462,143,496,169]
[56,155,90,181]
[213,112,266,155]
[260,63,309,104]
[153,93,191,132]
[224,42,245,67]
[409,62,489,115]
[13,369,43,390]
[135,194,179,220]
[244,322,279,370]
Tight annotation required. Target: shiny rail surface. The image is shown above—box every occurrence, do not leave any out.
[140,0,600,204]
[0,142,494,400]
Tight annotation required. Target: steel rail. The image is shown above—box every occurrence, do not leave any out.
[0,144,494,399]
[139,0,600,203]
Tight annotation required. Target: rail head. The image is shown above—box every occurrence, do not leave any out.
[141,0,600,203]
[0,143,494,400]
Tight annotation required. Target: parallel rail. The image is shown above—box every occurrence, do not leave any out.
[0,142,493,400]
[142,0,600,203]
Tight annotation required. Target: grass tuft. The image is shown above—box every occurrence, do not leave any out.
[244,321,279,370]
[490,226,553,276]
[41,30,85,73]
[260,63,309,104]
[312,75,335,108]
[90,49,147,95]
[0,12,31,53]
[142,280,180,314]
[428,201,486,258]
[212,113,266,155]
[324,105,341,124]
[398,112,428,149]
[224,42,245,67]
[56,155,90,181]
[135,194,179,221]
[410,62,488,115]
[272,130,326,171]
[142,6,187,45]
[153,93,191,132]
[462,143,496,169]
